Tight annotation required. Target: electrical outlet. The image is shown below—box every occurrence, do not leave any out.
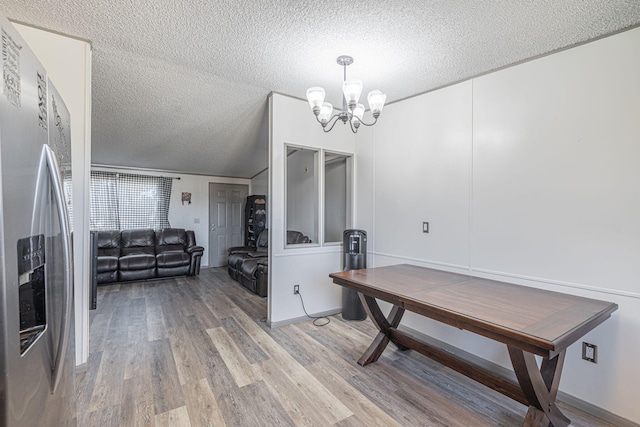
[423,222,429,233]
[582,342,598,363]
[293,284,299,295]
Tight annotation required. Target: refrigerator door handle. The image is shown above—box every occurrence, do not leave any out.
[43,145,73,394]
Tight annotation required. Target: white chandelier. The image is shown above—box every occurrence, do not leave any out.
[306,55,386,133]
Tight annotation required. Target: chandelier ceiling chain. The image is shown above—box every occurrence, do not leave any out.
[306,56,386,133]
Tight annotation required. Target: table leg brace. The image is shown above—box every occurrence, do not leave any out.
[357,293,407,365]
[508,347,569,427]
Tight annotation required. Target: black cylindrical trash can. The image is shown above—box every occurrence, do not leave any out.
[342,229,367,321]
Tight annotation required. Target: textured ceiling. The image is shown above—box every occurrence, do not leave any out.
[3,1,640,178]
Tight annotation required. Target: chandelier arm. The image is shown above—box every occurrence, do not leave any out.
[354,116,378,127]
[322,114,342,133]
[348,120,359,134]
[314,112,338,126]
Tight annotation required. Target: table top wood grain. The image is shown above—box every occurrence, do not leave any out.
[329,264,618,357]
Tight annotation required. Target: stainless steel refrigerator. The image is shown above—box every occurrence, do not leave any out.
[1,12,76,426]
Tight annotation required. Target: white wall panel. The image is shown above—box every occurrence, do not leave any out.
[357,27,640,424]
[372,81,472,268]
[472,28,640,294]
[270,251,343,325]
[354,125,375,248]
[269,94,355,324]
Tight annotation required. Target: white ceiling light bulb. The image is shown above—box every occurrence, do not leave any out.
[318,102,333,124]
[306,87,325,115]
[342,79,363,110]
[367,90,387,118]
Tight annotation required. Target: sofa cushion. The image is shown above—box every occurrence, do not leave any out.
[156,252,190,268]
[98,230,121,248]
[97,230,121,257]
[155,228,187,254]
[121,229,156,256]
[119,253,156,271]
[119,268,155,282]
[228,253,248,270]
[96,256,118,273]
[240,257,265,277]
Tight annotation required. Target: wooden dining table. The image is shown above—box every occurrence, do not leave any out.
[329,264,618,427]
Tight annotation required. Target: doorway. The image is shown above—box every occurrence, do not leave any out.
[208,183,248,267]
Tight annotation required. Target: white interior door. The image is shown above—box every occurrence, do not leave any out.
[208,183,248,267]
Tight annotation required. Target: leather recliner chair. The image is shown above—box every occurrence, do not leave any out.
[156,228,202,277]
[227,229,269,280]
[227,229,310,297]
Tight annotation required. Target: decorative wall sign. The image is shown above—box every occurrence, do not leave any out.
[182,192,192,205]
[37,71,47,131]
[2,27,22,108]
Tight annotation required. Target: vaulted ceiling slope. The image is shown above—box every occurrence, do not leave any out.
[4,1,640,178]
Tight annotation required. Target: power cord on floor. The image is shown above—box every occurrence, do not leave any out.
[296,291,330,326]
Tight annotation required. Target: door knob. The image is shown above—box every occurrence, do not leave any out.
[211,223,216,231]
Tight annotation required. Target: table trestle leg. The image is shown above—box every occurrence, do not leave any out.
[357,293,407,366]
[508,347,569,427]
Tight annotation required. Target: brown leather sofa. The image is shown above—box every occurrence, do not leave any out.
[93,228,204,284]
[227,229,310,297]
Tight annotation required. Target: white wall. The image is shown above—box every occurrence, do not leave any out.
[251,168,268,197]
[15,23,93,366]
[92,166,251,267]
[356,27,640,423]
[268,93,355,326]
[370,81,472,271]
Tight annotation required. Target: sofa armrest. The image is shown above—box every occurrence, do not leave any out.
[228,245,255,255]
[187,245,204,254]
[184,230,204,276]
[255,261,268,297]
[188,248,203,276]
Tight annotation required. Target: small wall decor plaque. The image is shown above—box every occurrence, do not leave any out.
[182,192,192,205]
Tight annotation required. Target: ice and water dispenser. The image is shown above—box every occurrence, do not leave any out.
[17,235,47,354]
[342,229,367,321]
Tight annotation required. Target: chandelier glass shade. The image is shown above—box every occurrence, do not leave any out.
[306,56,386,133]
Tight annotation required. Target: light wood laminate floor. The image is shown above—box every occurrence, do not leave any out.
[77,267,615,426]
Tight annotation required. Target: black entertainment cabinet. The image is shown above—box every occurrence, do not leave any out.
[245,195,266,248]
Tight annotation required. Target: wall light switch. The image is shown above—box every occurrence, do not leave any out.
[194,218,200,224]
[423,222,429,233]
